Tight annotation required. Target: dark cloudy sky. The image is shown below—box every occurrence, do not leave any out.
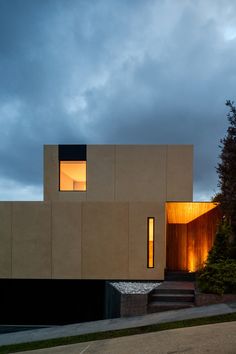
[0,0,235,201]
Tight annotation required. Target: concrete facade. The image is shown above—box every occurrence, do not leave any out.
[0,144,194,280]
[0,201,171,280]
[44,145,193,202]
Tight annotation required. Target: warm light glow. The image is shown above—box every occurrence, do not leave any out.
[148,217,154,268]
[166,202,218,224]
[166,202,220,272]
[60,161,86,191]
[202,237,209,264]
[188,252,196,272]
[148,241,154,268]
[149,218,154,241]
[187,233,212,272]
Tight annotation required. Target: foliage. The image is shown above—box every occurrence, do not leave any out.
[197,221,236,295]
[211,192,222,202]
[197,259,236,295]
[198,100,236,294]
[216,100,236,237]
[207,221,231,264]
[229,241,236,259]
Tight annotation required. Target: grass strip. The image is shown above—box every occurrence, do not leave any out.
[0,312,236,354]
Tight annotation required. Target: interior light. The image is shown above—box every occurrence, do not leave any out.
[148,217,155,268]
[60,161,86,191]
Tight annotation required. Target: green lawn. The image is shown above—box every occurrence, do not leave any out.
[0,313,236,354]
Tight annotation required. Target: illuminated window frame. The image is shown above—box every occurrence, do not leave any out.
[147,217,155,268]
[58,144,87,192]
[59,161,87,192]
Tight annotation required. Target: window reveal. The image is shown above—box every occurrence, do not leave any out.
[60,161,86,191]
[147,217,155,268]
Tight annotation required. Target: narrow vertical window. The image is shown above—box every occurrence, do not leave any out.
[147,217,155,268]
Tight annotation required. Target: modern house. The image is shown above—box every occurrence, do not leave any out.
[0,144,222,324]
[0,144,220,282]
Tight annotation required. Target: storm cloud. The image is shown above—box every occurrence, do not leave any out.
[0,0,235,200]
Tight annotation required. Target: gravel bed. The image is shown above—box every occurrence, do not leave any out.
[110,281,160,294]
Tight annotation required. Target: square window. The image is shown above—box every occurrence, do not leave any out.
[60,161,86,191]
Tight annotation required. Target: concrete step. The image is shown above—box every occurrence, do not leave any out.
[147,301,195,313]
[150,293,194,302]
[147,280,195,314]
[165,271,196,282]
[152,288,194,295]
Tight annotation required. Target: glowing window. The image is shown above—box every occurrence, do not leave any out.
[60,161,86,191]
[147,217,155,268]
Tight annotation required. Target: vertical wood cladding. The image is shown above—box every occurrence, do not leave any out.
[187,207,221,271]
[166,207,221,271]
[166,224,188,271]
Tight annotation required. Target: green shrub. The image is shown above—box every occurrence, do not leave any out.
[197,221,236,295]
[207,221,231,264]
[197,260,236,295]
[229,240,236,259]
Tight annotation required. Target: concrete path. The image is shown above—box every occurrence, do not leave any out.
[0,302,235,347]
[14,321,236,354]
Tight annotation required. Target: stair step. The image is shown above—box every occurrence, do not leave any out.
[147,280,195,314]
[151,293,194,302]
[152,288,194,295]
[147,301,195,313]
[165,271,196,282]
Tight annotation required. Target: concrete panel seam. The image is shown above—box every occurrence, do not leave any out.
[114,145,116,200]
[10,203,13,278]
[128,202,130,278]
[191,145,194,200]
[50,202,53,279]
[81,202,83,278]
[165,145,168,200]
[85,150,87,200]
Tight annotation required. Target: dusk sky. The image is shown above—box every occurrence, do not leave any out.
[0,0,235,201]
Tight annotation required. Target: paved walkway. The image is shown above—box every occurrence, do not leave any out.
[0,302,235,347]
[15,321,236,354]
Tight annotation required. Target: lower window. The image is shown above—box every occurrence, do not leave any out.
[60,161,86,191]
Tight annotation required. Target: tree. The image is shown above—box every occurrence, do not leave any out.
[207,221,231,264]
[197,107,236,294]
[216,100,236,239]
[197,221,236,295]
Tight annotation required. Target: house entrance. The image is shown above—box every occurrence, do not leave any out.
[166,202,221,272]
